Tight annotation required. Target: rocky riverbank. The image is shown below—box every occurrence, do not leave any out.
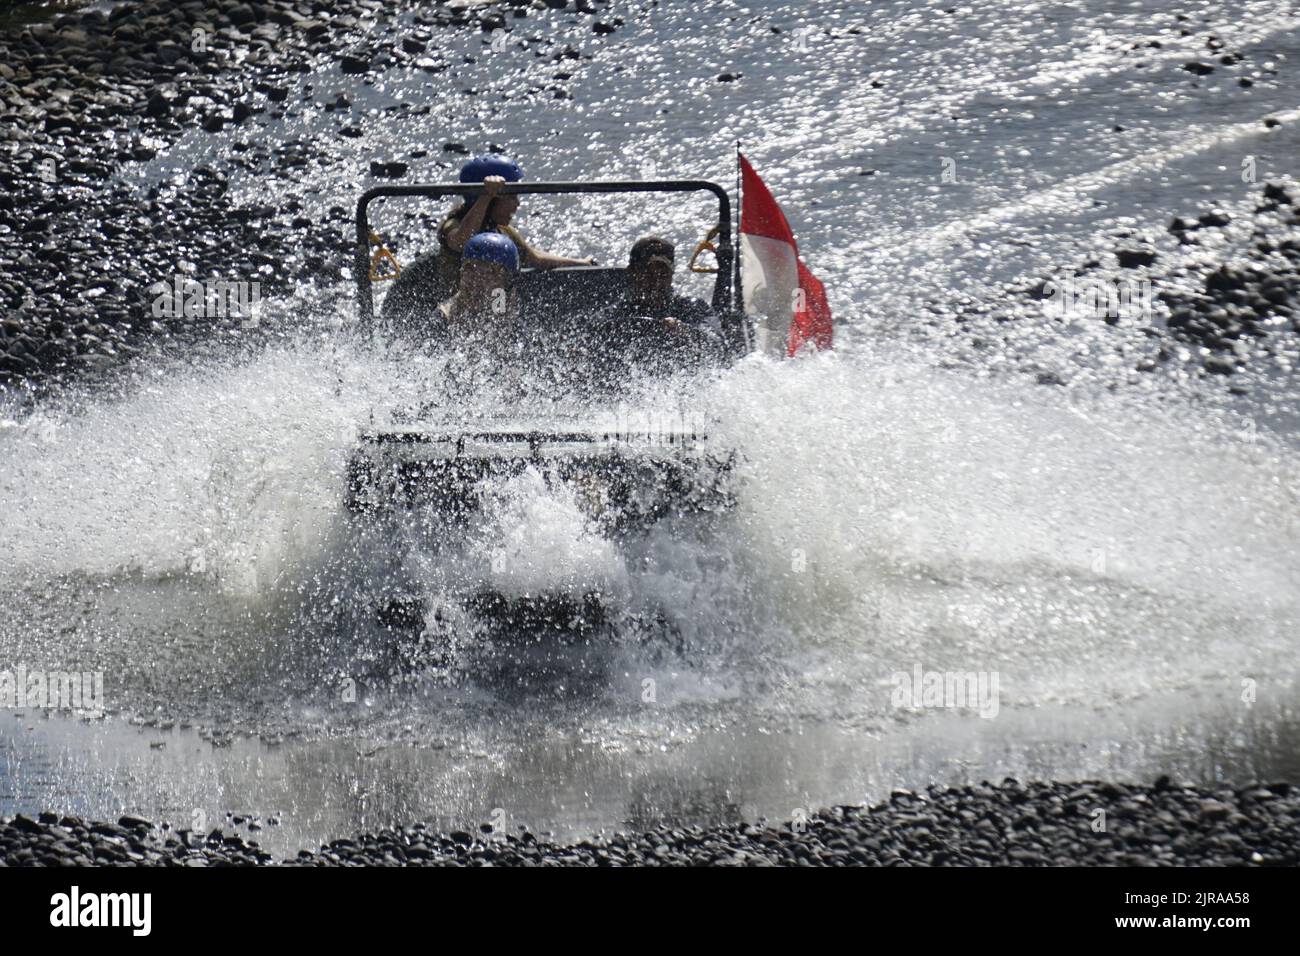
[0,0,616,391]
[1159,181,1300,377]
[1082,178,1300,380]
[3,778,1297,866]
[957,176,1300,386]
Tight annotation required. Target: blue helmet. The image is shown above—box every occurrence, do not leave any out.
[462,232,520,273]
[459,155,524,184]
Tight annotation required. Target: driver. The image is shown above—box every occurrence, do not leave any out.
[589,237,724,375]
[612,236,721,334]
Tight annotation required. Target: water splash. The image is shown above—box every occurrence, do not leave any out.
[1,323,1296,730]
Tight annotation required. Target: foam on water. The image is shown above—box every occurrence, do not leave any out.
[3,360,1298,825]
[719,350,1299,610]
[0,348,374,595]
[708,350,1297,710]
[472,468,630,598]
[1,316,1296,728]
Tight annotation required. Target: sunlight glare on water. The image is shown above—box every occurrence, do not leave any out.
[2,0,1299,844]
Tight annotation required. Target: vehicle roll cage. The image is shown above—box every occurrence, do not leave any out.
[353,179,740,332]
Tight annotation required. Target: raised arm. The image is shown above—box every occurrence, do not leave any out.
[525,249,597,269]
[445,176,505,252]
[498,225,594,269]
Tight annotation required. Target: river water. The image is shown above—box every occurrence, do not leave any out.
[1,0,1299,857]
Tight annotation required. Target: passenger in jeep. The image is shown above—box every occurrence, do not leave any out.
[380,156,593,333]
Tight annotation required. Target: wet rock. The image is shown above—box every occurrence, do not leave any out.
[9,779,1300,867]
[1116,247,1157,268]
[340,54,371,76]
[228,4,257,28]
[1205,265,1247,292]
[155,42,186,66]
[1263,181,1295,207]
[145,92,172,118]
[298,20,330,40]
[1199,799,1233,820]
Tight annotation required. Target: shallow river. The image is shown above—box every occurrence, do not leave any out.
[2,0,1299,856]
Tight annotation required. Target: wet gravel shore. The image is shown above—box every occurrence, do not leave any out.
[3,779,1297,866]
[1159,181,1300,377]
[0,0,610,391]
[1079,179,1300,380]
[954,177,1300,385]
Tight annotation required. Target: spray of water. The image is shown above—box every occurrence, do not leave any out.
[0,305,1296,730]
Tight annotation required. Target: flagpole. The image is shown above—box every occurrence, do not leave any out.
[734,140,742,322]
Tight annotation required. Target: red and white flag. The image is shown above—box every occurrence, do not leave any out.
[739,153,833,357]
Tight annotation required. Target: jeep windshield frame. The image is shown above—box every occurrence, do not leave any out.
[354,179,738,335]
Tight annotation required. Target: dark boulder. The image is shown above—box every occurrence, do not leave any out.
[340,54,370,75]
[1116,247,1157,268]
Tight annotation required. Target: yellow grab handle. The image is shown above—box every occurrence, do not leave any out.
[369,231,401,281]
[688,224,721,273]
